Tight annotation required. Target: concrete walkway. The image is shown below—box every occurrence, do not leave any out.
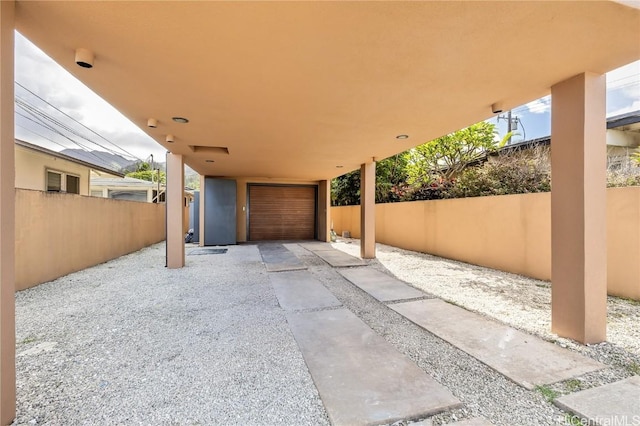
[14,241,638,425]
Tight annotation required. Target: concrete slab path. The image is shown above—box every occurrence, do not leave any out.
[286,308,461,425]
[300,243,367,267]
[269,270,342,311]
[555,376,640,425]
[339,267,426,302]
[390,299,604,389]
[259,243,307,272]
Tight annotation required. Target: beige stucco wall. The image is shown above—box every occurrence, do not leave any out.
[607,187,640,300]
[15,145,92,195]
[331,186,640,300]
[15,189,166,291]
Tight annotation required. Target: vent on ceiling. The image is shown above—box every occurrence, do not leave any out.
[188,146,229,155]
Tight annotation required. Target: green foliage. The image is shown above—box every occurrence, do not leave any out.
[535,384,559,402]
[627,361,640,375]
[632,148,640,165]
[406,122,500,183]
[565,379,583,392]
[185,174,201,190]
[607,161,640,188]
[331,154,410,205]
[126,170,166,184]
[375,154,410,203]
[445,147,551,199]
[331,170,360,206]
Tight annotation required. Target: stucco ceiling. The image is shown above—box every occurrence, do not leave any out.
[14,1,640,180]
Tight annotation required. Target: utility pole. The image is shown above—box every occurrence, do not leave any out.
[506,110,512,145]
[498,111,514,145]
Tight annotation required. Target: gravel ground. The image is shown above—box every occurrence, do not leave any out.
[14,240,639,425]
[329,240,640,403]
[14,243,329,425]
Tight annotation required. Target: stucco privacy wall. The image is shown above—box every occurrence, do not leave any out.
[331,187,640,300]
[15,189,166,291]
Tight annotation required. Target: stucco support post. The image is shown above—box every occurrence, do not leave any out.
[166,153,185,268]
[0,1,16,423]
[360,161,376,258]
[551,72,607,344]
[318,180,331,242]
[199,174,205,246]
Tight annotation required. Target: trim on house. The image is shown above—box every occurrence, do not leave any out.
[15,139,125,178]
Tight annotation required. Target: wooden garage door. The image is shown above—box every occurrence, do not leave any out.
[249,185,316,241]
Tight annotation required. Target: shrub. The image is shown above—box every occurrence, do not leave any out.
[445,147,551,198]
[607,159,640,188]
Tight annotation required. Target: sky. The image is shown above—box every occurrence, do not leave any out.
[13,32,640,159]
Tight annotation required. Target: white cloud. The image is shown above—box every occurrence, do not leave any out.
[525,96,551,114]
[607,99,640,118]
[14,32,166,160]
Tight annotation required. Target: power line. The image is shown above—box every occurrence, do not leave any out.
[15,104,120,170]
[15,81,144,162]
[15,95,138,162]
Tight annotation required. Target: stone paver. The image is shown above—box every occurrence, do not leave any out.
[555,376,640,426]
[286,308,461,426]
[259,244,307,272]
[390,299,603,389]
[339,267,426,302]
[300,243,366,267]
[299,242,336,252]
[269,270,342,311]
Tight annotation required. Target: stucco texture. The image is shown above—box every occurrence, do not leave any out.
[331,187,640,300]
[15,189,166,290]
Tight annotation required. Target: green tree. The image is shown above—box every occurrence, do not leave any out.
[126,169,166,184]
[331,154,410,205]
[632,148,640,165]
[331,170,360,206]
[375,154,409,203]
[406,122,504,182]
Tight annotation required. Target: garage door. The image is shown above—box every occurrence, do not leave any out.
[248,185,316,241]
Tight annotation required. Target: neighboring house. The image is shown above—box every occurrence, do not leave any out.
[90,176,165,203]
[15,139,123,195]
[91,177,192,232]
[496,110,640,167]
[605,110,640,168]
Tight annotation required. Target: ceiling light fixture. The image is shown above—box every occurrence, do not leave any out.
[166,134,174,143]
[172,117,189,124]
[336,165,344,168]
[491,102,504,114]
[147,118,158,128]
[205,160,215,163]
[396,134,409,139]
[75,48,94,68]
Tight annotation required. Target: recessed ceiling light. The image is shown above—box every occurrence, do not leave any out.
[172,117,189,124]
[336,165,344,168]
[396,134,409,139]
[205,160,215,163]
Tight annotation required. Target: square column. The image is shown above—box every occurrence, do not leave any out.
[166,153,185,268]
[318,180,331,242]
[360,161,376,259]
[0,1,16,423]
[551,72,607,344]
[199,174,205,247]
